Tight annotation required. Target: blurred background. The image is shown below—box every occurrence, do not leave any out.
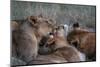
[11,0,96,31]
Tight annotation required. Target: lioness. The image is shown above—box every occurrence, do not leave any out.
[67,23,96,61]
[12,15,56,64]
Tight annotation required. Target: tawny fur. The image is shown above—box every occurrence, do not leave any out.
[37,26,86,63]
[12,16,56,63]
[67,23,96,60]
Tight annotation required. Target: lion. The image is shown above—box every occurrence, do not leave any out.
[11,15,56,64]
[67,23,96,61]
[38,25,86,63]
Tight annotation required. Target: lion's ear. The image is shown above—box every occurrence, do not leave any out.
[27,16,37,25]
[49,19,56,25]
[72,22,80,28]
[38,14,43,18]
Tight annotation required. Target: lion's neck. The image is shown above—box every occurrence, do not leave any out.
[54,36,69,50]
[20,22,42,43]
[34,30,43,43]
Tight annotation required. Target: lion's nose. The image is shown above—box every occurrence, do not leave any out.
[49,32,53,35]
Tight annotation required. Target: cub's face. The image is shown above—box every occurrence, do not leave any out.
[28,16,56,36]
[67,23,88,48]
[52,25,66,37]
[38,25,66,55]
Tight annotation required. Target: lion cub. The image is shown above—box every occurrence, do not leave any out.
[39,25,86,62]
[67,23,96,61]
